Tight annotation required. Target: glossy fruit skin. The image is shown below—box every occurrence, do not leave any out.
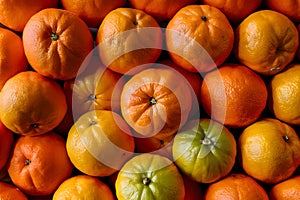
[204,173,269,200]
[234,10,299,76]
[53,175,115,200]
[269,176,300,200]
[115,153,185,200]
[265,0,300,22]
[269,63,300,125]
[173,118,236,183]
[238,118,300,184]
[0,120,13,171]
[23,8,94,80]
[166,5,234,73]
[0,182,28,200]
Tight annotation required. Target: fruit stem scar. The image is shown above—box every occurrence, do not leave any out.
[89,121,97,126]
[50,33,59,41]
[133,21,138,25]
[142,177,151,185]
[201,16,207,21]
[30,123,38,128]
[25,159,31,165]
[149,97,157,105]
[88,94,96,101]
[201,137,213,146]
[283,135,289,142]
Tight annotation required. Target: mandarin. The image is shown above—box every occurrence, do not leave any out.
[0,120,13,171]
[265,0,300,22]
[269,176,300,200]
[0,182,28,200]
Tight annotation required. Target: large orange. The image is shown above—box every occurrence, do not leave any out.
[204,174,269,200]
[0,120,13,171]
[0,182,28,200]
[199,0,262,23]
[0,0,58,32]
[268,63,300,125]
[234,10,299,75]
[269,175,300,200]
[0,71,67,136]
[96,8,162,75]
[53,175,115,200]
[265,0,300,22]
[61,0,126,27]
[23,8,94,80]
[128,0,197,21]
[0,27,27,90]
[238,118,300,184]
[120,67,192,140]
[166,5,234,73]
[7,132,73,196]
[66,110,135,177]
[201,63,267,128]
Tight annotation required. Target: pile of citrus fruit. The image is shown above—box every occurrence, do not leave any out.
[1,0,300,199]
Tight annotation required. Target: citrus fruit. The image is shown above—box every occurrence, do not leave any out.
[172,118,236,183]
[61,0,126,27]
[128,0,197,21]
[53,175,115,200]
[23,8,94,80]
[204,173,269,200]
[115,153,185,200]
[0,71,67,136]
[0,27,27,90]
[199,0,262,23]
[0,120,13,171]
[66,110,135,177]
[0,182,28,200]
[96,7,162,75]
[269,175,300,200]
[0,0,58,32]
[268,63,300,125]
[166,5,234,73]
[265,0,300,22]
[234,10,299,75]
[238,118,300,184]
[7,132,73,196]
[120,67,192,140]
[201,63,267,128]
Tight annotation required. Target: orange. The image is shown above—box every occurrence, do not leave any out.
[66,110,135,177]
[96,8,162,75]
[0,182,28,200]
[23,8,94,80]
[234,10,299,76]
[204,173,269,200]
[199,0,262,23]
[0,27,27,90]
[120,67,192,140]
[61,0,126,27]
[238,118,300,184]
[115,153,185,200]
[269,176,300,200]
[265,0,300,22]
[269,63,300,125]
[166,5,234,73]
[172,118,236,183]
[128,0,197,21]
[201,63,267,128]
[0,120,13,171]
[0,0,58,32]
[53,175,115,200]
[7,132,73,196]
[0,71,67,136]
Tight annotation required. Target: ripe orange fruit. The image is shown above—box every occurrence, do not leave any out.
[0,0,58,32]
[269,63,300,125]
[115,153,185,200]
[172,118,236,183]
[128,0,197,21]
[7,132,73,196]
[96,8,162,75]
[53,175,115,200]
[238,118,300,184]
[265,0,300,22]
[201,63,267,128]
[66,110,135,177]
[199,0,262,23]
[61,0,126,28]
[0,182,28,200]
[0,120,14,171]
[0,71,67,136]
[23,8,94,80]
[166,5,234,73]
[235,10,299,75]
[204,173,269,200]
[0,27,27,90]
[269,176,300,200]
[120,67,192,140]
